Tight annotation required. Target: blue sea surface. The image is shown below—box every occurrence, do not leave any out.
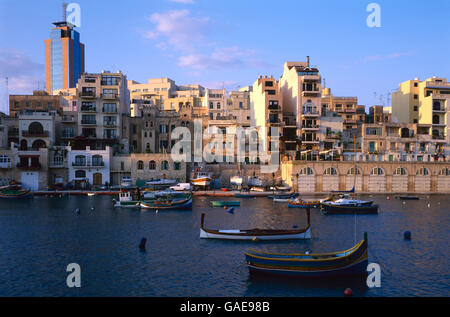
[0,194,449,297]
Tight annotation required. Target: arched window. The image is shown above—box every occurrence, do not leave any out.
[370,167,384,175]
[416,167,429,176]
[74,155,86,166]
[20,140,27,150]
[393,167,407,176]
[161,160,169,170]
[174,162,181,170]
[324,167,337,175]
[75,170,86,178]
[137,160,144,170]
[433,101,441,111]
[31,139,46,149]
[92,155,103,166]
[432,115,440,125]
[28,122,44,135]
[439,168,450,176]
[299,167,314,175]
[149,160,156,170]
[347,167,361,175]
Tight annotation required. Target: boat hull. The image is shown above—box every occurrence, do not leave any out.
[200,226,311,240]
[288,201,320,208]
[113,201,140,208]
[192,178,211,187]
[211,201,241,207]
[321,203,378,214]
[0,190,32,199]
[234,193,256,198]
[140,198,192,210]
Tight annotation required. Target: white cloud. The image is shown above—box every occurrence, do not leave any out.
[143,10,209,51]
[363,52,412,62]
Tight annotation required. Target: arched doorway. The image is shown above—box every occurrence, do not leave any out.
[31,139,46,150]
[28,122,44,135]
[93,173,102,186]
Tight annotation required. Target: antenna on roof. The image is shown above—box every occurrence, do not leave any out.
[62,1,67,22]
[323,78,326,88]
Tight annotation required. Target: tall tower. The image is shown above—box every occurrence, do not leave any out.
[45,2,85,94]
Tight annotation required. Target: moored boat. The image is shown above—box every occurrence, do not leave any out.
[230,175,243,187]
[192,171,212,187]
[0,184,33,199]
[288,198,321,208]
[140,194,193,210]
[113,191,140,208]
[234,192,256,198]
[245,233,369,277]
[399,195,419,200]
[321,202,378,214]
[211,200,241,207]
[200,209,311,240]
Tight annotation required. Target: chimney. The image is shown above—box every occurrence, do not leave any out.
[62,2,67,22]
[306,56,310,67]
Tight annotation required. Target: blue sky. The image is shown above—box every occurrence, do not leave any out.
[0,0,449,114]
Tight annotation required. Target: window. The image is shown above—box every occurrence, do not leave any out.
[120,162,124,171]
[413,106,418,111]
[137,161,144,170]
[299,167,314,175]
[439,168,450,176]
[174,162,181,170]
[347,167,361,175]
[265,81,274,87]
[160,125,167,133]
[217,102,221,109]
[149,160,156,170]
[416,167,429,176]
[209,102,214,109]
[266,90,276,95]
[161,160,169,170]
[75,170,86,178]
[393,167,407,176]
[324,167,337,175]
[101,75,121,86]
[370,167,384,175]
[414,94,418,99]
[103,103,117,113]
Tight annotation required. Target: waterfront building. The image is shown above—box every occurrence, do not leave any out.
[110,153,186,186]
[281,160,450,193]
[67,145,110,188]
[392,77,449,151]
[227,89,252,128]
[321,88,361,131]
[366,105,392,124]
[279,59,322,157]
[44,7,85,94]
[75,71,130,151]
[9,91,62,118]
[250,75,282,160]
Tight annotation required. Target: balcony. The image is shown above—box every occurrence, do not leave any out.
[72,162,104,168]
[302,125,319,130]
[17,163,41,171]
[22,131,49,138]
[80,134,97,139]
[267,119,282,125]
[81,120,97,125]
[301,111,319,117]
[61,133,75,139]
[102,108,118,114]
[102,93,118,100]
[80,106,97,112]
[0,162,12,169]
[268,105,281,111]
[79,91,96,98]
[432,107,446,113]
[61,116,76,123]
[104,121,117,127]
[48,161,66,168]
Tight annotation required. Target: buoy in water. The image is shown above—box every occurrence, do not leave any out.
[402,201,406,205]
[227,207,234,214]
[155,209,159,214]
[404,231,411,240]
[292,225,298,229]
[223,206,227,210]
[344,288,353,296]
[386,196,390,200]
[139,238,147,251]
[252,237,258,242]
[91,207,95,211]
[427,203,430,208]
[75,208,80,214]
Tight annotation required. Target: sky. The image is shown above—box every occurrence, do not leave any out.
[0,0,449,114]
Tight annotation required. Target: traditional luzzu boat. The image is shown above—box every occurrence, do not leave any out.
[200,208,311,240]
[211,200,241,207]
[321,197,378,214]
[113,191,140,208]
[245,233,369,277]
[0,184,32,199]
[140,193,193,210]
[273,194,297,203]
[288,198,321,208]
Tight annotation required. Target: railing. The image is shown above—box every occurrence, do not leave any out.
[61,116,76,122]
[72,162,104,167]
[80,91,96,98]
[102,93,118,100]
[81,120,97,125]
[0,162,12,169]
[80,106,96,112]
[61,133,75,138]
[17,163,41,170]
[22,131,49,137]
[102,108,117,113]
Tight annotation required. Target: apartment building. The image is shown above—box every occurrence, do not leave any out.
[9,91,62,118]
[321,88,361,130]
[75,71,130,151]
[280,59,322,155]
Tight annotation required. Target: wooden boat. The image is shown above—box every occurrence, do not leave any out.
[211,200,241,207]
[113,191,140,208]
[250,186,265,192]
[245,233,369,277]
[234,192,256,198]
[288,198,321,208]
[0,185,32,199]
[321,200,378,214]
[399,195,419,200]
[272,193,297,202]
[140,194,192,210]
[200,209,311,240]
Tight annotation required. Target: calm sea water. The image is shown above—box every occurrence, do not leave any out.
[0,193,449,297]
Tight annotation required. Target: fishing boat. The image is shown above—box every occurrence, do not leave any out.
[230,175,243,187]
[275,184,291,191]
[211,200,241,207]
[321,200,378,214]
[192,170,212,187]
[200,209,311,240]
[250,186,265,192]
[0,184,32,199]
[113,191,140,208]
[140,194,193,210]
[234,192,256,198]
[248,175,263,187]
[399,195,419,200]
[245,232,369,277]
[145,178,177,189]
[288,198,321,208]
[273,194,297,203]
